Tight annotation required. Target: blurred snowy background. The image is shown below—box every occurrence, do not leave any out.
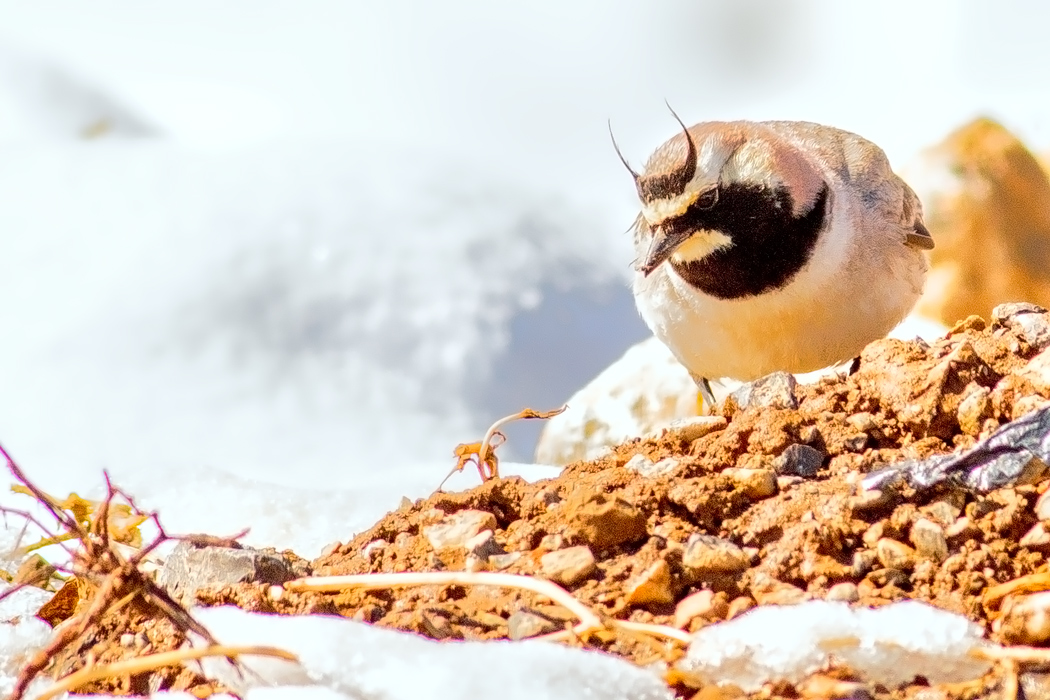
[1,0,1050,554]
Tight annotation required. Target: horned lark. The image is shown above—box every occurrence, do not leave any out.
[620,112,933,407]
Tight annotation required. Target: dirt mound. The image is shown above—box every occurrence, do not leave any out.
[39,304,1050,697]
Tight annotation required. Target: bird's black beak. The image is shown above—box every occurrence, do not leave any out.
[640,227,692,276]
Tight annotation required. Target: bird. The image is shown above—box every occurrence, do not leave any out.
[617,111,934,409]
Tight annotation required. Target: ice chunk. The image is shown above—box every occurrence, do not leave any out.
[0,583,56,698]
[192,606,673,700]
[680,601,990,691]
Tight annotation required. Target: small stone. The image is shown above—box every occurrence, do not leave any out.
[724,468,777,499]
[725,596,754,620]
[1021,671,1050,700]
[852,550,877,578]
[625,454,680,477]
[773,444,825,477]
[993,302,1050,351]
[777,476,802,490]
[158,541,298,606]
[540,545,596,587]
[488,552,522,570]
[945,516,981,543]
[826,582,860,602]
[851,488,893,515]
[1000,591,1050,644]
[657,415,729,442]
[626,559,676,606]
[1037,490,1050,521]
[729,371,798,410]
[539,533,564,551]
[422,510,498,550]
[682,534,750,576]
[268,585,284,601]
[1019,348,1050,399]
[362,539,387,559]
[464,530,505,559]
[862,522,885,548]
[876,538,916,571]
[910,518,949,562]
[922,500,961,527]
[1021,522,1050,550]
[866,567,911,588]
[751,578,806,605]
[563,491,648,551]
[799,675,872,700]
[507,611,558,640]
[800,425,821,444]
[846,412,878,434]
[957,385,992,437]
[120,633,136,648]
[843,434,870,453]
[421,612,453,639]
[673,590,728,628]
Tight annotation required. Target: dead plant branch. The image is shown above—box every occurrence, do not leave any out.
[32,644,298,700]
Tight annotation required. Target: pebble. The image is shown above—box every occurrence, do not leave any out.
[1021,672,1050,700]
[910,518,949,562]
[464,530,505,559]
[851,550,877,579]
[563,491,648,551]
[842,434,870,453]
[944,516,980,544]
[540,545,596,587]
[422,510,498,550]
[655,415,728,442]
[120,633,137,648]
[862,522,885,548]
[538,533,564,551]
[626,559,676,606]
[673,590,728,628]
[682,534,750,575]
[993,302,1050,351]
[507,611,558,640]
[826,582,860,603]
[362,539,387,559]
[1019,347,1050,398]
[956,385,992,436]
[1036,489,1050,521]
[921,500,961,527]
[851,488,893,515]
[157,541,298,606]
[1000,591,1050,644]
[846,412,878,434]
[725,596,754,620]
[729,371,798,410]
[1020,522,1050,550]
[777,476,802,490]
[866,567,911,589]
[773,444,824,477]
[799,675,872,700]
[724,468,778,499]
[875,538,916,571]
[624,454,679,478]
[488,552,522,570]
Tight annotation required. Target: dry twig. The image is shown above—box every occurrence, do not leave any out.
[0,443,261,699]
[31,645,298,700]
[438,406,566,490]
[283,570,692,649]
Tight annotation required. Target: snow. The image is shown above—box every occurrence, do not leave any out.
[0,4,1046,697]
[189,605,673,700]
[680,601,992,691]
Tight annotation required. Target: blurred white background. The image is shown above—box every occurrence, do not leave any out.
[0,0,1049,515]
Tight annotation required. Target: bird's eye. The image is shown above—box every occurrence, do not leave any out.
[695,187,718,210]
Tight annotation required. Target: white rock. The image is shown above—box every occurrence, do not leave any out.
[422,510,498,550]
[1019,347,1050,398]
[534,337,699,465]
[624,454,680,478]
[679,601,991,691]
[540,546,597,587]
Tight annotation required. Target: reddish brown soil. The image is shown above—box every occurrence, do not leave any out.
[40,309,1050,698]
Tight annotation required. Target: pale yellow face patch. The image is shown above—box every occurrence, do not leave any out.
[670,229,733,264]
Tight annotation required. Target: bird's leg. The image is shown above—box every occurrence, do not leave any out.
[690,373,718,414]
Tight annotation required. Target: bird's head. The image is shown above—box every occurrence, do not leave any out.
[613,113,827,278]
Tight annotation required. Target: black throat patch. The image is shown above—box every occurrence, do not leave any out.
[666,182,829,300]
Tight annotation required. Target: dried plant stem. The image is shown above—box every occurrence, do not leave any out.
[477,406,566,471]
[285,571,602,638]
[971,644,1050,663]
[611,620,692,645]
[32,645,298,700]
